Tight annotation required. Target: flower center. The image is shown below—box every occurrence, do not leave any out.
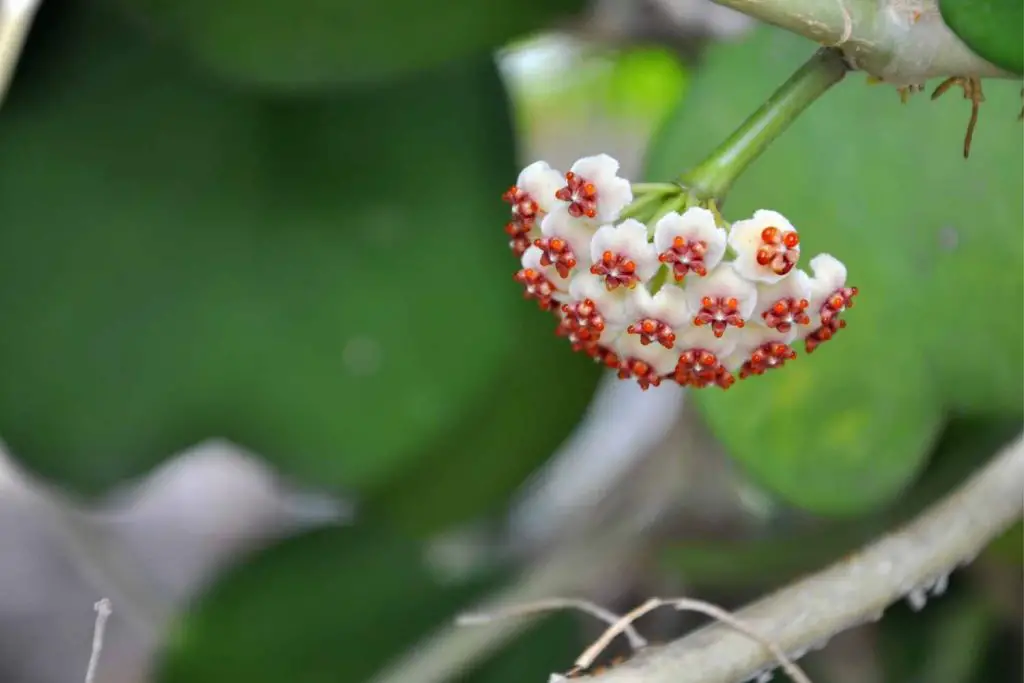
[762,297,811,333]
[558,299,606,351]
[617,357,662,390]
[674,349,734,389]
[534,237,578,278]
[555,172,599,219]
[504,227,532,257]
[658,236,708,281]
[755,226,800,276]
[805,318,845,353]
[627,318,676,349]
[502,186,539,227]
[819,286,858,324]
[513,268,557,310]
[590,251,639,290]
[739,342,797,378]
[588,344,621,368]
[693,296,745,338]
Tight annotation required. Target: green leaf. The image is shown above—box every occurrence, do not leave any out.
[660,417,1022,588]
[0,2,600,526]
[644,28,1023,515]
[878,586,995,683]
[939,0,1024,75]
[156,525,580,683]
[112,0,585,90]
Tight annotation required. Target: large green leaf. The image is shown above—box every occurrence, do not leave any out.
[112,0,585,90]
[939,0,1024,75]
[0,1,600,525]
[157,525,580,683]
[660,417,1023,588]
[645,28,1023,515]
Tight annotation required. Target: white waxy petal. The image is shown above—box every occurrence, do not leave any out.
[567,273,636,331]
[516,161,565,214]
[728,209,801,284]
[613,332,679,376]
[521,245,571,297]
[627,284,691,329]
[676,323,738,357]
[684,263,758,321]
[721,325,799,374]
[653,208,727,280]
[622,285,691,350]
[589,220,660,288]
[565,154,634,223]
[807,253,848,309]
[753,268,813,332]
[540,209,597,268]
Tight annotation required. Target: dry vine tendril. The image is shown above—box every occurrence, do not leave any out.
[502,48,860,392]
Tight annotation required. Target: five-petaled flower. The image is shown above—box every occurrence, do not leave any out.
[504,154,857,390]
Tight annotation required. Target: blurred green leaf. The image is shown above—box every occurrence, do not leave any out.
[644,28,1023,515]
[986,520,1023,565]
[114,0,585,90]
[605,47,689,123]
[878,583,994,683]
[938,0,1024,75]
[660,417,1022,588]
[157,525,579,683]
[0,2,600,525]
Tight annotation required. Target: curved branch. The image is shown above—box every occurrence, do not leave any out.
[593,433,1024,683]
[689,0,1015,83]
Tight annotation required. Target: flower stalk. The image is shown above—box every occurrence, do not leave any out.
[682,47,850,201]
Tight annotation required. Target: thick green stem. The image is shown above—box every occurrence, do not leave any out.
[682,47,848,200]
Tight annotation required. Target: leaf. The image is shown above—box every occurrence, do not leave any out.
[939,0,1024,75]
[877,583,996,683]
[644,28,1023,515]
[660,417,1022,588]
[0,1,600,527]
[156,525,580,683]
[113,0,586,90]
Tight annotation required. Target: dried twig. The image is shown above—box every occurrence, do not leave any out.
[462,596,811,683]
[458,598,648,651]
[573,597,812,683]
[84,598,112,683]
[930,76,985,158]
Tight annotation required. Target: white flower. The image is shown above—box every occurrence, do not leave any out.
[728,209,801,283]
[806,254,856,324]
[684,264,758,338]
[653,207,727,282]
[803,253,858,352]
[623,284,690,349]
[673,349,736,389]
[555,154,633,224]
[558,273,637,351]
[752,268,812,333]
[514,245,571,310]
[613,332,679,390]
[515,161,565,214]
[589,219,660,290]
[503,161,564,256]
[676,322,739,357]
[538,209,598,272]
[720,325,798,377]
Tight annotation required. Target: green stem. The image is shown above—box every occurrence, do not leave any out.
[682,47,848,200]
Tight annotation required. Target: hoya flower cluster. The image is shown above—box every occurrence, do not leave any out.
[503,154,858,390]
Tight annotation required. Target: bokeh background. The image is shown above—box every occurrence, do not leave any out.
[0,0,1021,682]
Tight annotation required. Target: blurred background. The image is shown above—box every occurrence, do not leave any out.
[0,0,1020,682]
